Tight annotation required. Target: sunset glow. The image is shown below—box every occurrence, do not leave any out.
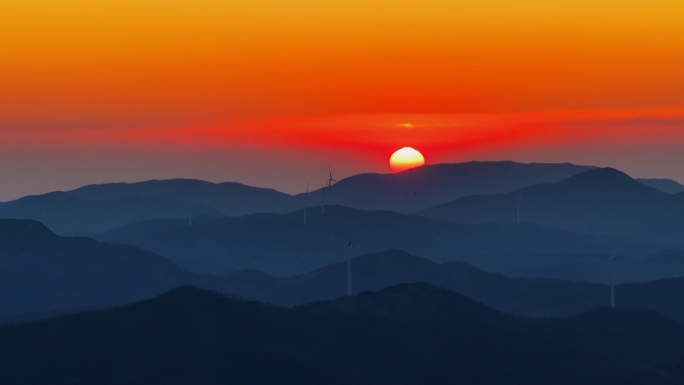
[1,1,684,199]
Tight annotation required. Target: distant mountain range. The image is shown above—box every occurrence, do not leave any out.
[208,249,684,324]
[96,205,661,277]
[0,219,199,314]
[69,179,297,216]
[1,284,682,384]
[303,160,595,213]
[5,218,684,325]
[638,178,684,194]
[419,167,684,243]
[0,191,222,235]
[0,161,598,234]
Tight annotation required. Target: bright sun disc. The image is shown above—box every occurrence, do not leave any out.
[390,147,425,173]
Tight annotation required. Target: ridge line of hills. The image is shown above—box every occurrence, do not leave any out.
[3,218,684,325]
[1,283,683,384]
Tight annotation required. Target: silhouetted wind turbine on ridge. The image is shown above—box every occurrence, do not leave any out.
[321,166,337,215]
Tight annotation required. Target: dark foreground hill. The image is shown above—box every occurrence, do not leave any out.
[420,167,684,243]
[96,205,660,277]
[2,284,684,385]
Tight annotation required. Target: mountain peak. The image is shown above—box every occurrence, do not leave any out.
[563,167,633,183]
[0,219,55,241]
[556,167,659,194]
[300,282,500,322]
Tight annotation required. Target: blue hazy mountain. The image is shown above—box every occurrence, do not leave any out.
[0,162,595,234]
[0,219,201,314]
[260,250,610,317]
[1,284,682,384]
[303,161,595,213]
[419,167,684,243]
[218,249,684,323]
[0,191,222,235]
[638,178,684,194]
[0,218,611,319]
[96,205,659,277]
[69,178,297,216]
[3,219,684,328]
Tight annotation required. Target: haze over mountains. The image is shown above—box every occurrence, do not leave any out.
[300,161,596,213]
[0,161,597,235]
[420,167,684,243]
[2,161,682,237]
[3,160,684,383]
[4,219,684,326]
[638,178,684,194]
[96,205,659,278]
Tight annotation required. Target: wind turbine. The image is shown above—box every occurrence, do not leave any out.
[610,255,620,308]
[327,165,338,188]
[321,166,338,215]
[347,241,357,296]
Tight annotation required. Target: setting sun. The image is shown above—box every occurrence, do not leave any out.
[389,147,425,173]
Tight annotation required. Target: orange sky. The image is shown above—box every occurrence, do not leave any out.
[1,1,684,199]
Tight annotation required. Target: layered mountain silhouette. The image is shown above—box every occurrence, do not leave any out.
[96,205,658,277]
[638,178,684,194]
[0,162,595,234]
[0,191,222,235]
[1,284,682,384]
[69,178,297,216]
[267,250,609,317]
[5,219,684,324]
[216,249,684,323]
[303,161,595,213]
[420,167,684,243]
[0,219,198,314]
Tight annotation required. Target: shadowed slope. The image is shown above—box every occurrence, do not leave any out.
[2,284,682,384]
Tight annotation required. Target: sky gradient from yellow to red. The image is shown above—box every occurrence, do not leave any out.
[2,1,684,199]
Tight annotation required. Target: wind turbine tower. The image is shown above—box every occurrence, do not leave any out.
[347,241,357,296]
[610,255,619,308]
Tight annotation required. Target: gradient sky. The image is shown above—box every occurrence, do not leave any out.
[2,0,684,200]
